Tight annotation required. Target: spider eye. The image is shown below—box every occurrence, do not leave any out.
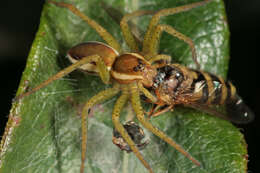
[133,60,145,72]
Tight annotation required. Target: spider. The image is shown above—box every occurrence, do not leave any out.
[15,0,213,172]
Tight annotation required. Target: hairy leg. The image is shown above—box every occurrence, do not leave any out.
[96,56,111,84]
[148,105,173,118]
[143,0,212,52]
[80,84,120,173]
[148,54,171,65]
[49,1,121,52]
[15,55,103,100]
[129,83,201,166]
[147,24,200,68]
[120,10,154,52]
[142,0,212,66]
[112,85,154,173]
[137,82,157,103]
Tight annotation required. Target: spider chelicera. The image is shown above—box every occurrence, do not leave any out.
[16,0,213,172]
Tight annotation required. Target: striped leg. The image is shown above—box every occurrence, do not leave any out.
[80,85,120,173]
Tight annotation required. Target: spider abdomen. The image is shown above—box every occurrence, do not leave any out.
[67,41,119,74]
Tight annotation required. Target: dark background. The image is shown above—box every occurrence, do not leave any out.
[0,0,258,171]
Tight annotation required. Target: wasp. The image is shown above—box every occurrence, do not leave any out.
[12,0,253,173]
[145,64,255,124]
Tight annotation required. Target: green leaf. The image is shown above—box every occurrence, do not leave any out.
[0,0,248,173]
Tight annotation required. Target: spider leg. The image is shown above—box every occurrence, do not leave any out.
[112,85,154,173]
[15,55,102,100]
[147,24,200,68]
[96,56,110,84]
[149,105,174,118]
[148,54,171,64]
[129,83,201,166]
[49,1,121,52]
[101,1,144,47]
[142,0,212,66]
[120,10,154,52]
[80,84,120,173]
[137,82,157,103]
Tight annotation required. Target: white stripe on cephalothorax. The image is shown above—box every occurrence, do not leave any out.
[111,70,143,80]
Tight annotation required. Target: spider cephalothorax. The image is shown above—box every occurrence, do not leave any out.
[111,53,157,86]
